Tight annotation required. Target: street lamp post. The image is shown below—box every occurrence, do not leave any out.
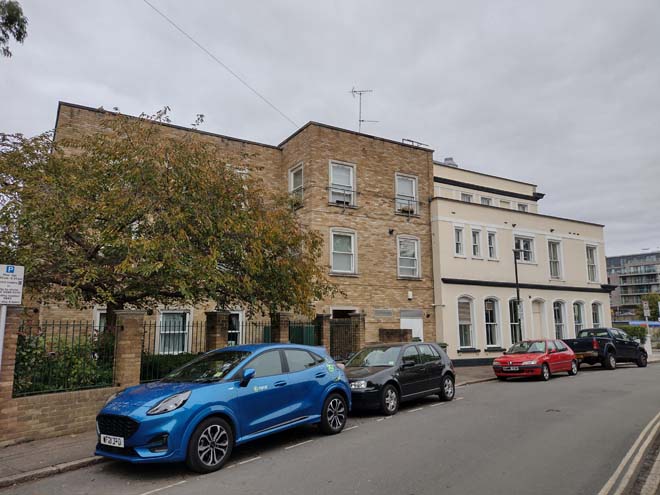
[513,248,522,342]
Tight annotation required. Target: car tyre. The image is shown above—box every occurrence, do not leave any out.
[186,417,234,474]
[320,393,347,435]
[603,352,616,370]
[380,384,399,416]
[540,363,551,381]
[439,374,455,401]
[568,360,578,376]
[637,352,648,368]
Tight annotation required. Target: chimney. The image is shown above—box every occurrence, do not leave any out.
[443,157,458,167]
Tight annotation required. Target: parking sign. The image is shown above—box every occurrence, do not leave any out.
[642,300,650,318]
[0,265,24,305]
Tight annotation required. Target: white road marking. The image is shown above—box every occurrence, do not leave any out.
[430,403,444,408]
[455,397,464,401]
[376,418,385,422]
[238,456,262,465]
[598,410,660,495]
[284,440,314,450]
[344,425,359,431]
[408,407,424,413]
[137,480,187,495]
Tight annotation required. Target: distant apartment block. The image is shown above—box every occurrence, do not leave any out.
[607,251,660,321]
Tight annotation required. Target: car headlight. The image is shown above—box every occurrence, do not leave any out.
[147,391,191,415]
[350,380,368,390]
[493,362,503,366]
[522,360,538,365]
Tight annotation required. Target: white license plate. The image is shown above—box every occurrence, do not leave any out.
[100,434,124,448]
[503,366,519,371]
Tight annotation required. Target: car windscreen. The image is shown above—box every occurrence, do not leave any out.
[577,329,610,338]
[162,350,251,383]
[345,346,401,367]
[507,341,546,354]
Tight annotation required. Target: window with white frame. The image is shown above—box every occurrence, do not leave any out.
[159,312,189,354]
[289,163,304,203]
[471,229,481,257]
[484,298,499,347]
[500,200,511,209]
[517,203,528,212]
[454,227,464,256]
[548,240,562,279]
[586,245,598,282]
[395,174,418,214]
[329,161,355,206]
[553,301,565,339]
[481,197,492,206]
[514,236,534,262]
[509,299,524,344]
[331,229,356,273]
[487,231,497,259]
[398,236,420,278]
[573,302,584,333]
[458,297,474,348]
[461,193,473,203]
[592,302,602,328]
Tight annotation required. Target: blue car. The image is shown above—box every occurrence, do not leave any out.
[96,344,351,473]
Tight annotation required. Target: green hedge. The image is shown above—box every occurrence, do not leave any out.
[619,325,647,344]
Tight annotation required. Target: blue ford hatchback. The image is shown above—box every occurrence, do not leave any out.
[96,344,351,473]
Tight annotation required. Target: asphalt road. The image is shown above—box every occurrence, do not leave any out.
[4,364,660,495]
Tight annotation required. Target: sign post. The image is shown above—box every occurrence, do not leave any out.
[642,300,653,358]
[0,264,24,374]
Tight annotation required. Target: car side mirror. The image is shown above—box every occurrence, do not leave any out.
[401,360,416,369]
[240,368,255,387]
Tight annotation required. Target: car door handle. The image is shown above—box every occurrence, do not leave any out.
[274,381,287,387]
[315,372,326,378]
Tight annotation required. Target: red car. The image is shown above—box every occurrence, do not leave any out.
[492,339,578,381]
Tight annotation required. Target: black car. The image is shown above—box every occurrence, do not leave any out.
[564,327,648,369]
[344,342,455,415]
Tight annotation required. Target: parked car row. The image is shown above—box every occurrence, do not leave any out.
[492,327,648,381]
[95,341,455,473]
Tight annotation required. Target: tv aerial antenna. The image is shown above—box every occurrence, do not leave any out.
[350,87,378,132]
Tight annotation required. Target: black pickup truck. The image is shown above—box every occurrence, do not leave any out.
[564,327,648,369]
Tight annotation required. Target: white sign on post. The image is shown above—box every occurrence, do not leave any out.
[0,265,24,305]
[642,300,651,318]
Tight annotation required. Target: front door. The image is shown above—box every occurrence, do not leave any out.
[532,301,545,339]
[228,313,240,345]
[400,317,423,341]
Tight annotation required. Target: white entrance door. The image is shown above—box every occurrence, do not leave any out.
[400,317,424,341]
[532,301,545,339]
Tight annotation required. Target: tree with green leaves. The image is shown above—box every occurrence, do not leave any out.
[636,293,660,321]
[0,108,338,323]
[0,0,27,58]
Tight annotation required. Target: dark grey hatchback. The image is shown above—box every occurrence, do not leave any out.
[344,342,455,415]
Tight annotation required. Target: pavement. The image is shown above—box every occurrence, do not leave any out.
[0,362,658,495]
[0,365,496,488]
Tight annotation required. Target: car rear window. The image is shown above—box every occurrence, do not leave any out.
[577,329,610,338]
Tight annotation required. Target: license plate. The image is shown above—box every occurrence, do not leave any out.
[503,366,519,371]
[100,434,124,448]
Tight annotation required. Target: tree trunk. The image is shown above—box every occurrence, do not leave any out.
[105,300,124,331]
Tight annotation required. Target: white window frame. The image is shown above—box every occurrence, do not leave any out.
[471,228,482,258]
[397,235,420,279]
[487,230,498,260]
[330,228,357,274]
[328,160,356,206]
[461,193,473,203]
[454,226,465,257]
[500,200,511,209]
[508,299,524,344]
[573,301,585,334]
[480,196,493,206]
[395,173,418,215]
[517,203,528,212]
[457,296,475,349]
[591,302,602,328]
[484,297,501,348]
[553,301,566,339]
[93,306,107,332]
[548,239,562,279]
[158,309,192,355]
[586,244,599,283]
[288,162,304,202]
[514,235,535,263]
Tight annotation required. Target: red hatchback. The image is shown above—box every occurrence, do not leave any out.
[492,339,578,381]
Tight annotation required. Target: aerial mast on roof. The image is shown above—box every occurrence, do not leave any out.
[350,87,378,133]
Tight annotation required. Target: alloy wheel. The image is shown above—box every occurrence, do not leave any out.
[385,388,398,412]
[542,365,550,381]
[327,397,346,431]
[443,376,455,399]
[197,424,229,467]
[571,361,578,375]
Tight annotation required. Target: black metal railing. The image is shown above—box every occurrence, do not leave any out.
[141,320,206,382]
[237,320,272,345]
[289,319,319,346]
[13,321,115,397]
[329,318,356,361]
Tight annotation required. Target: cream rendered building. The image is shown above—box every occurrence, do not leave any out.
[431,160,614,363]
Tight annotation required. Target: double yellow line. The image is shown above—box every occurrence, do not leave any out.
[598,410,660,495]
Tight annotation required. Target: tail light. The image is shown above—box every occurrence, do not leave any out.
[592,338,599,350]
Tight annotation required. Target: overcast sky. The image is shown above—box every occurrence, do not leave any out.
[2,0,659,256]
